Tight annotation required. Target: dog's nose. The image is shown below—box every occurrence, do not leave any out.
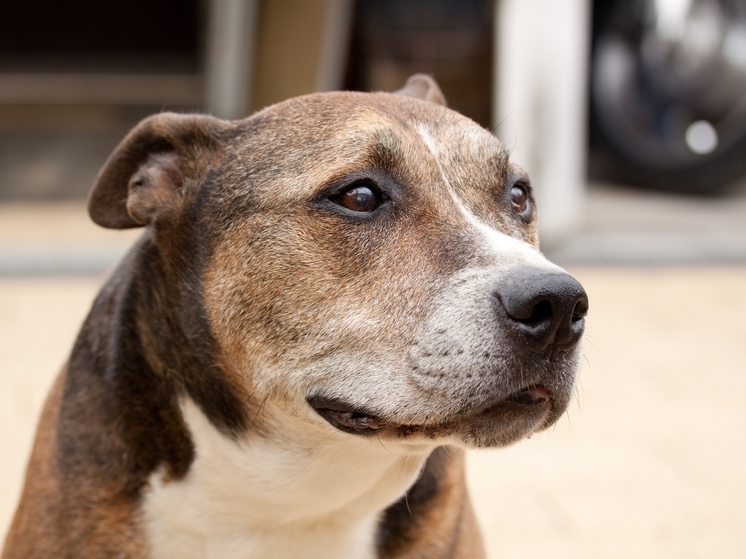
[497,268,588,350]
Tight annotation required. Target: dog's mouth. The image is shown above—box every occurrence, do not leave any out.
[307,384,553,439]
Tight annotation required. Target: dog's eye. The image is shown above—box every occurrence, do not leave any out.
[333,184,381,213]
[510,184,529,213]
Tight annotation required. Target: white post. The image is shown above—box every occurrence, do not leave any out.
[316,0,355,92]
[494,0,591,243]
[205,0,260,119]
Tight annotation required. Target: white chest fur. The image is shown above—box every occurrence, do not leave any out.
[141,398,430,559]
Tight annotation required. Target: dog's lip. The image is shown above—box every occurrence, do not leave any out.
[307,384,552,437]
[504,384,551,405]
[307,397,386,435]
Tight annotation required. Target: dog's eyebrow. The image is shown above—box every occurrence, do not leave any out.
[366,142,401,170]
[357,130,405,171]
[490,150,512,176]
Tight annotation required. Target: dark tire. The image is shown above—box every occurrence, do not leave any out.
[590,0,746,194]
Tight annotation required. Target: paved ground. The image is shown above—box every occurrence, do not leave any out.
[1,265,745,557]
[546,181,746,265]
[0,201,140,275]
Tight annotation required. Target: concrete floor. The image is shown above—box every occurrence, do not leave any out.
[545,180,746,265]
[1,262,745,557]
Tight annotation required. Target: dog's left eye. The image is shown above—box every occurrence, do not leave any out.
[332,184,381,213]
[510,183,529,214]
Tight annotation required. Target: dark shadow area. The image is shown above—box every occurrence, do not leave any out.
[345,0,493,128]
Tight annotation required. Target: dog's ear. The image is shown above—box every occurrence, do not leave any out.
[394,74,447,107]
[88,113,223,229]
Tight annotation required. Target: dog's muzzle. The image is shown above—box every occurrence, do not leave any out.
[308,266,588,445]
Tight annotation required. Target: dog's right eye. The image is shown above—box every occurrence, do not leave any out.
[332,184,381,213]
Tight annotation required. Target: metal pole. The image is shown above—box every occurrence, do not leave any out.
[205,0,260,119]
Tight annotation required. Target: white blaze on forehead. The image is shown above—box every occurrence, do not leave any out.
[413,123,558,272]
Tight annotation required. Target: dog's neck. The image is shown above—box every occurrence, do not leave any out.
[141,397,431,559]
[95,236,429,558]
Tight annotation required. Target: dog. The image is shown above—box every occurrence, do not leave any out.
[2,75,587,559]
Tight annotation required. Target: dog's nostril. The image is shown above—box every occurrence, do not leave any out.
[501,293,554,326]
[572,298,589,322]
[523,299,553,327]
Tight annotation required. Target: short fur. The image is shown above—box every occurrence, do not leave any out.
[3,75,586,558]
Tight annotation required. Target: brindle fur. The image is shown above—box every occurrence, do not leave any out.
[3,76,579,558]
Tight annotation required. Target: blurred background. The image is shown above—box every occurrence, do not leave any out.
[0,0,745,557]
[1,0,746,262]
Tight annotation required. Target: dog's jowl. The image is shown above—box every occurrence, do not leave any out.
[2,75,588,559]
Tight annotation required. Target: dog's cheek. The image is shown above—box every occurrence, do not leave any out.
[201,218,449,399]
[198,232,366,393]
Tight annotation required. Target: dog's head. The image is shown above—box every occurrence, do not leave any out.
[89,75,587,450]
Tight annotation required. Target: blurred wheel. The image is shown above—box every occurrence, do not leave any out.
[592,0,746,193]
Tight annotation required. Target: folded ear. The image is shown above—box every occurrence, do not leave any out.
[88,112,223,229]
[394,74,447,106]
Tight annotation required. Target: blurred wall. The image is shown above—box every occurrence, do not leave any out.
[252,0,350,111]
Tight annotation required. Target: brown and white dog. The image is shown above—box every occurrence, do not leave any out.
[2,75,587,559]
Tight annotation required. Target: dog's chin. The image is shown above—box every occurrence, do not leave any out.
[307,385,555,449]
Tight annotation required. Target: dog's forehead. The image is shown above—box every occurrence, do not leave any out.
[222,91,511,200]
